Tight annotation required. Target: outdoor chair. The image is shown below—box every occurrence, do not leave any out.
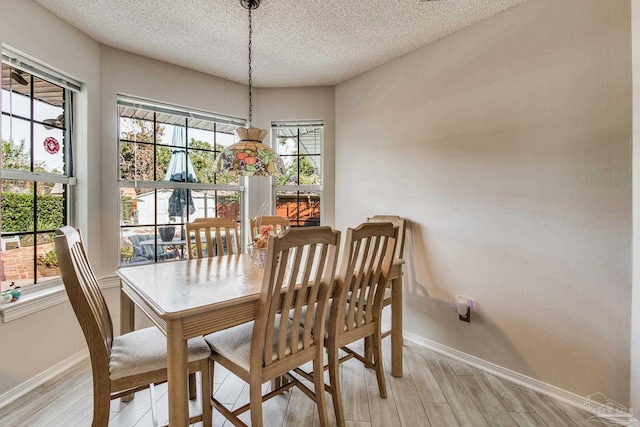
[1,235,21,251]
[55,226,212,427]
[128,234,179,261]
[204,226,341,427]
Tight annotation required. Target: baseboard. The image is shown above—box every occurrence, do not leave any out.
[0,349,89,409]
[401,330,614,415]
[403,331,640,425]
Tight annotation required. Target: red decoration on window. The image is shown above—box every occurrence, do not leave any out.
[43,137,60,154]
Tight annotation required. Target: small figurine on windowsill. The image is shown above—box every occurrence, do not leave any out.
[0,282,21,304]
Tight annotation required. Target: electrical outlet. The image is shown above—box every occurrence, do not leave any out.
[456,295,473,322]
[456,295,474,309]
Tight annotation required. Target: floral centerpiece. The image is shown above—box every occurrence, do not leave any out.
[248,225,274,268]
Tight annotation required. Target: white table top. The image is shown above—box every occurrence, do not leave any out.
[117,254,264,319]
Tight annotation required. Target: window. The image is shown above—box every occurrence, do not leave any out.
[118,97,246,265]
[272,122,323,227]
[1,50,78,292]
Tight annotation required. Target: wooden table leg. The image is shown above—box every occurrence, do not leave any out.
[391,274,403,377]
[120,288,135,402]
[167,319,189,427]
[120,288,134,334]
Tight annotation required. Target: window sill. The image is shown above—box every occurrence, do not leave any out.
[0,276,121,323]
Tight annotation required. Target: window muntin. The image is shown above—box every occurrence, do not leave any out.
[1,57,75,292]
[272,123,323,227]
[118,98,245,265]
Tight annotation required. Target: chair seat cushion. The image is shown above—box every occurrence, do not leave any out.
[203,314,303,371]
[110,327,211,380]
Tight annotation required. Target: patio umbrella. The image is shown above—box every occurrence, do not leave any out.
[165,126,196,219]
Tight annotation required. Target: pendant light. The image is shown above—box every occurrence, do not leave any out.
[215,0,284,177]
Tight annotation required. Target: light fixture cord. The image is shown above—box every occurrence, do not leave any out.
[248,7,253,128]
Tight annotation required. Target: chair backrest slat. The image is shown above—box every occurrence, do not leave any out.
[261,245,290,364]
[333,222,397,335]
[252,226,340,368]
[186,218,241,258]
[367,215,406,261]
[72,243,112,343]
[55,226,113,380]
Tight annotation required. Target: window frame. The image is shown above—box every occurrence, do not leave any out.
[271,121,324,226]
[116,96,246,266]
[0,48,80,321]
[1,49,78,291]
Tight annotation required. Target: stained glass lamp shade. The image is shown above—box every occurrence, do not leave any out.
[215,127,285,177]
[214,0,284,177]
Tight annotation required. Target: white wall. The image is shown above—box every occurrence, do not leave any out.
[335,0,632,403]
[0,0,102,395]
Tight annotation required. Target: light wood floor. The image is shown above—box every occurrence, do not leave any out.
[0,340,604,427]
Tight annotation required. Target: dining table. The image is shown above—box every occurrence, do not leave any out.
[117,253,404,427]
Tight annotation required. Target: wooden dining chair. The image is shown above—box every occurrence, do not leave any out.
[249,215,291,238]
[296,221,397,427]
[186,217,241,258]
[367,215,406,340]
[204,226,341,427]
[55,226,212,427]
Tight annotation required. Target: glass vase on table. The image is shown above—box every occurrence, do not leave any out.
[248,225,277,268]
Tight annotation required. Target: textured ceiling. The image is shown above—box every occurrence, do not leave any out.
[34,0,526,88]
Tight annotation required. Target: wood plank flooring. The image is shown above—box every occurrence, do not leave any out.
[0,340,604,427]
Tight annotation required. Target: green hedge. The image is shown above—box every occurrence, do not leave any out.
[1,192,64,232]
